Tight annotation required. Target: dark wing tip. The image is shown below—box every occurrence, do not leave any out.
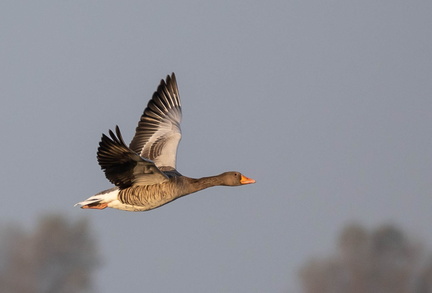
[167,72,176,86]
[129,73,182,158]
[104,125,128,147]
[97,126,137,189]
[155,73,181,106]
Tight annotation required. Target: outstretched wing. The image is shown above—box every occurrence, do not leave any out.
[97,126,168,189]
[129,73,182,171]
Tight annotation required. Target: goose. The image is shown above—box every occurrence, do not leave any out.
[75,73,255,212]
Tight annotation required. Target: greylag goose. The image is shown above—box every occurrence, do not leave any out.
[75,73,255,212]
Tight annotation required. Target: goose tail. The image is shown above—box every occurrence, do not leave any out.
[75,187,119,209]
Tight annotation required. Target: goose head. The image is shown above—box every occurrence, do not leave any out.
[219,172,256,186]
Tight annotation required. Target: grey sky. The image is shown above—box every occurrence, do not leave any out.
[1,1,431,292]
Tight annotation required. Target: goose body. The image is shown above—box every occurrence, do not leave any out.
[75,73,255,212]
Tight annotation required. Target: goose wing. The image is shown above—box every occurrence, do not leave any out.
[98,126,168,189]
[129,73,182,171]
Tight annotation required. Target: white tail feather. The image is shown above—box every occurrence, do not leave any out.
[75,187,119,207]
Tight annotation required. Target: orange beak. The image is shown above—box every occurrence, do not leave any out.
[240,174,256,184]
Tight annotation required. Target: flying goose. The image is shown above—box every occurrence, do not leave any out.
[75,73,255,212]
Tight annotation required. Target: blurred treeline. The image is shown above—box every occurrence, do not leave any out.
[0,214,99,293]
[299,223,432,293]
[2,215,432,293]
